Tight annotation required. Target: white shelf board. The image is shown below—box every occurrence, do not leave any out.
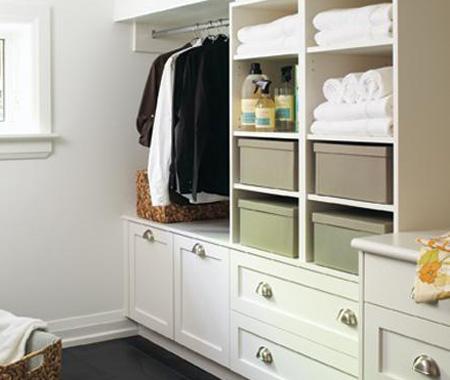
[231,243,300,266]
[298,261,359,283]
[231,0,298,12]
[307,39,393,56]
[308,194,395,213]
[307,134,394,144]
[234,183,300,198]
[233,131,300,140]
[234,50,298,61]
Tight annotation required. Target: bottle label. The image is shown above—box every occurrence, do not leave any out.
[255,108,275,130]
[275,95,295,122]
[241,99,258,126]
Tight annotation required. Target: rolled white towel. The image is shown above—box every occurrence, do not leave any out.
[342,73,363,104]
[314,23,392,46]
[311,118,393,137]
[237,14,300,44]
[360,66,393,101]
[314,96,393,121]
[323,78,344,104]
[313,3,393,31]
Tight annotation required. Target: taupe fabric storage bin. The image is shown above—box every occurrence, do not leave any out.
[313,211,393,274]
[239,139,298,191]
[239,199,298,258]
[314,143,393,204]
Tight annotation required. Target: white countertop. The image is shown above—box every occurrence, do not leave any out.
[352,230,449,263]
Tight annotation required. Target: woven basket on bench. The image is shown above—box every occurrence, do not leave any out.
[0,331,62,380]
[136,170,229,224]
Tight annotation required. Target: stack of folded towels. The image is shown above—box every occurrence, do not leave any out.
[237,14,300,56]
[313,3,393,46]
[311,66,393,137]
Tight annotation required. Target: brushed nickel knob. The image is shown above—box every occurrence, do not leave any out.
[192,243,206,258]
[143,229,155,242]
[413,355,441,378]
[337,308,358,327]
[256,347,273,364]
[256,282,273,299]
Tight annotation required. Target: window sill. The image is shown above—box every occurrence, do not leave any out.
[0,133,59,160]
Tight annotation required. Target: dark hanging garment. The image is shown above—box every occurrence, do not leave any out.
[136,44,190,147]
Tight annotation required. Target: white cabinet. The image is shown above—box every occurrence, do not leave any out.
[127,223,174,339]
[174,235,230,367]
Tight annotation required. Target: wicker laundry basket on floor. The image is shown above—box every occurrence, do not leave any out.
[136,170,229,224]
[0,331,62,380]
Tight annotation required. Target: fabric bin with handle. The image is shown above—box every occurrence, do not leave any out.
[239,198,298,258]
[238,139,298,191]
[314,143,393,204]
[313,210,393,274]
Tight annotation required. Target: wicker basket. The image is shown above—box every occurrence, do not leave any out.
[0,331,62,380]
[136,170,229,224]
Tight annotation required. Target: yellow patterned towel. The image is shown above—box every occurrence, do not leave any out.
[413,233,450,303]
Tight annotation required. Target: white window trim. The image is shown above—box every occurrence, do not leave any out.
[0,1,56,160]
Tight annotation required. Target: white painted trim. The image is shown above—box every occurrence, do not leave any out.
[0,134,59,160]
[47,310,138,348]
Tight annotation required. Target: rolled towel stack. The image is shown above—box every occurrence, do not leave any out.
[237,14,300,56]
[313,3,393,46]
[312,66,394,138]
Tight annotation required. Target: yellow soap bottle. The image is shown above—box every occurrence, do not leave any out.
[254,80,275,132]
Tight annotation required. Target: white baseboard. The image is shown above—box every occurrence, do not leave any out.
[139,326,246,380]
[47,310,138,348]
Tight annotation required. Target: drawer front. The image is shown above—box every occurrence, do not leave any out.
[365,304,450,380]
[231,251,359,358]
[231,312,357,380]
[127,222,174,339]
[174,235,230,367]
[364,254,450,326]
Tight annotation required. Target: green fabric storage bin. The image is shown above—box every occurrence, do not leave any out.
[239,198,298,258]
[313,211,393,274]
[239,139,298,191]
[314,143,393,204]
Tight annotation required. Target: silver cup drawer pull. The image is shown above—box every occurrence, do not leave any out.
[413,355,441,378]
[256,282,273,299]
[337,308,358,327]
[143,229,155,242]
[256,347,273,365]
[192,243,206,258]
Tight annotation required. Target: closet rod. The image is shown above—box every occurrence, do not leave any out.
[152,18,229,39]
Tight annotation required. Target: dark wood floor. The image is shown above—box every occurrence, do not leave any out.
[62,337,220,380]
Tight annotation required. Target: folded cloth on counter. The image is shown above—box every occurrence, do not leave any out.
[313,3,393,31]
[236,35,298,56]
[413,232,450,303]
[314,96,393,121]
[237,14,300,44]
[314,23,392,46]
[360,66,393,101]
[0,310,47,366]
[311,118,393,137]
[323,78,344,104]
[342,73,363,104]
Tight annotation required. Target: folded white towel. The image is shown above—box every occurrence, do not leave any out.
[342,73,363,104]
[360,66,393,101]
[311,118,393,137]
[0,310,47,366]
[323,78,344,104]
[236,36,298,56]
[313,3,393,31]
[314,23,392,46]
[237,14,300,44]
[314,96,393,122]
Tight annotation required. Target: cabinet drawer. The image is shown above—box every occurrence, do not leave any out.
[231,312,357,380]
[364,254,450,326]
[231,251,359,358]
[365,304,450,380]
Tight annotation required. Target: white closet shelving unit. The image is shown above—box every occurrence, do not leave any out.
[230,0,450,282]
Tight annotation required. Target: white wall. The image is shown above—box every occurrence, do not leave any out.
[0,0,153,323]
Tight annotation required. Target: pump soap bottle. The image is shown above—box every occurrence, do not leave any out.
[254,80,275,131]
[240,63,268,131]
[275,66,295,132]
